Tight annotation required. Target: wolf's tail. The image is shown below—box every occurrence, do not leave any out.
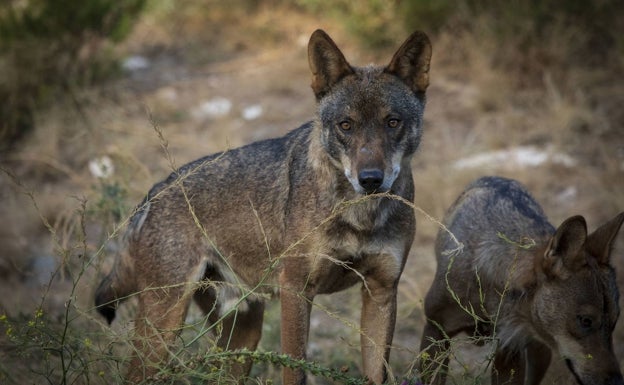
[94,250,136,325]
[95,198,150,324]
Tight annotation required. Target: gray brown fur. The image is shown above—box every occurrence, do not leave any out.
[95,29,432,384]
[419,176,624,385]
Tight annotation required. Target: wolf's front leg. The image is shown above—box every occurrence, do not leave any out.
[523,339,551,385]
[492,339,550,385]
[279,265,314,385]
[418,320,451,385]
[360,276,399,384]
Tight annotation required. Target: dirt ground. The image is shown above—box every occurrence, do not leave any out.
[0,5,623,384]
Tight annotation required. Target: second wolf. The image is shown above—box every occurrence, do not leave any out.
[419,176,624,385]
[95,29,432,384]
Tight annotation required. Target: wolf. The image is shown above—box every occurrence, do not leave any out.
[95,29,432,384]
[419,176,624,385]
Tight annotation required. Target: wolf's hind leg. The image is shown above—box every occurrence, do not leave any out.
[127,285,192,382]
[194,289,265,382]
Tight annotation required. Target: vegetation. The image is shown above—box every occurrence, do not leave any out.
[0,0,146,152]
[0,1,622,384]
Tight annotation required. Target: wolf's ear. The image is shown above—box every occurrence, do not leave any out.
[542,215,587,278]
[385,30,432,95]
[585,212,624,265]
[308,29,354,100]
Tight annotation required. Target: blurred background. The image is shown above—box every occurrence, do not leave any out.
[0,0,623,383]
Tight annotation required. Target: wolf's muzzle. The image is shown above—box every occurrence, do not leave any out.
[358,169,384,194]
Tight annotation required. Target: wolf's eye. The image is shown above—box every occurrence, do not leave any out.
[387,119,400,128]
[339,121,351,131]
[577,315,594,330]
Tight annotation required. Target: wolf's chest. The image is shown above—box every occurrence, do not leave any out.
[305,216,407,295]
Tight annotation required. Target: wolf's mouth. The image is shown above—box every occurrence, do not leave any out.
[565,359,585,385]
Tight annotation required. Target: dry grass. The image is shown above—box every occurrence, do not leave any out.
[0,2,623,384]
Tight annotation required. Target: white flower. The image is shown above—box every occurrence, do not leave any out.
[89,156,114,179]
[122,55,150,72]
[192,97,232,119]
[242,104,263,121]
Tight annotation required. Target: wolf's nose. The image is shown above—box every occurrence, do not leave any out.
[358,169,384,194]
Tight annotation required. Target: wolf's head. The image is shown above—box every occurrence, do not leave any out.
[533,213,624,385]
[308,29,431,195]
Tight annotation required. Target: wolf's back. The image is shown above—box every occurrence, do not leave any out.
[440,176,553,244]
[435,176,555,270]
